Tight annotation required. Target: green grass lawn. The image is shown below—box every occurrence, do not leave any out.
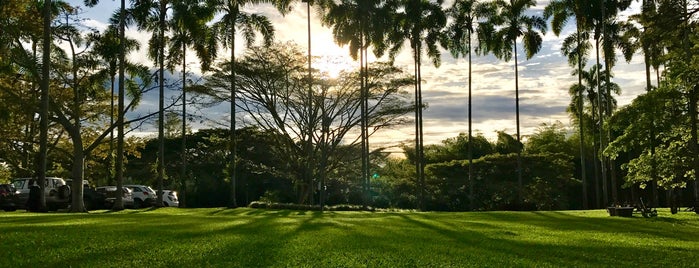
[0,208,697,267]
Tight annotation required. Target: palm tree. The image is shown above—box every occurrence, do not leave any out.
[388,0,446,211]
[321,0,393,207]
[211,0,285,208]
[483,0,547,205]
[84,0,149,210]
[602,19,636,206]
[85,0,140,210]
[167,0,217,208]
[442,0,494,210]
[130,0,172,209]
[585,0,631,206]
[89,25,141,188]
[544,0,592,209]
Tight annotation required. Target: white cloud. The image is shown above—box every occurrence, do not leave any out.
[65,0,647,151]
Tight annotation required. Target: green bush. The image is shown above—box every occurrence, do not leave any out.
[423,153,578,211]
[248,201,375,211]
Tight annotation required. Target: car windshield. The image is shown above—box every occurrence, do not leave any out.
[12,180,25,189]
[146,187,156,194]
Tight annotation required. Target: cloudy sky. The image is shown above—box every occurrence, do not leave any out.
[66,0,648,151]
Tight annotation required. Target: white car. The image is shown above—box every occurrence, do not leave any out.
[124,184,157,208]
[161,190,179,207]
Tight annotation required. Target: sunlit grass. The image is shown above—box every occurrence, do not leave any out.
[0,208,697,267]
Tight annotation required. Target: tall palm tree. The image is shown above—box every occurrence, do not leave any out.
[321,0,393,207]
[131,0,171,209]
[483,0,547,205]
[442,0,494,210]
[388,0,446,211]
[602,19,635,206]
[83,0,130,212]
[544,0,592,208]
[167,0,217,207]
[90,25,140,187]
[86,0,150,210]
[586,0,631,206]
[211,0,284,208]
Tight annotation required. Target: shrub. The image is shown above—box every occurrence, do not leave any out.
[248,201,375,211]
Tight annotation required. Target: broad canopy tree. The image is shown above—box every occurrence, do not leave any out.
[200,42,413,204]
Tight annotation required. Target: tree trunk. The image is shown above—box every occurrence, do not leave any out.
[414,42,425,211]
[176,43,186,208]
[595,37,608,207]
[689,85,699,213]
[577,27,588,209]
[229,20,238,209]
[304,0,314,207]
[604,51,617,205]
[468,32,474,210]
[70,143,86,212]
[109,75,115,186]
[514,41,523,207]
[643,34,660,207]
[37,0,52,212]
[114,0,126,211]
[156,0,166,209]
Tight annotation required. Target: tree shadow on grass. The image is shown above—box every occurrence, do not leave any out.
[393,212,697,266]
[480,210,699,242]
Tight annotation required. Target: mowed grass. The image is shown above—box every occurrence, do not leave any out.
[0,208,697,267]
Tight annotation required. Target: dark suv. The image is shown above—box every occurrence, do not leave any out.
[66,179,108,210]
[0,184,18,211]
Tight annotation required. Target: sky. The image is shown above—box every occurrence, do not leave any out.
[66,0,648,152]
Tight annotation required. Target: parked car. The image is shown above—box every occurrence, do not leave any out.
[0,184,18,211]
[66,179,107,210]
[161,190,179,207]
[124,185,156,208]
[12,177,71,211]
[95,186,134,209]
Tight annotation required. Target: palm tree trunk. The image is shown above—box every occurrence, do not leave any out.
[592,103,601,208]
[604,57,617,205]
[577,27,588,209]
[599,3,617,204]
[38,0,51,212]
[359,30,368,208]
[305,0,314,206]
[177,42,186,208]
[229,27,238,208]
[514,41,523,206]
[595,37,608,207]
[109,75,115,186]
[643,36,659,207]
[418,47,425,211]
[691,86,699,212]
[363,46,370,208]
[468,32,474,210]
[114,0,126,211]
[157,0,166,209]
[413,42,424,211]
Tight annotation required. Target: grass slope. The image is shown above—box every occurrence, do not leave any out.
[0,208,697,267]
